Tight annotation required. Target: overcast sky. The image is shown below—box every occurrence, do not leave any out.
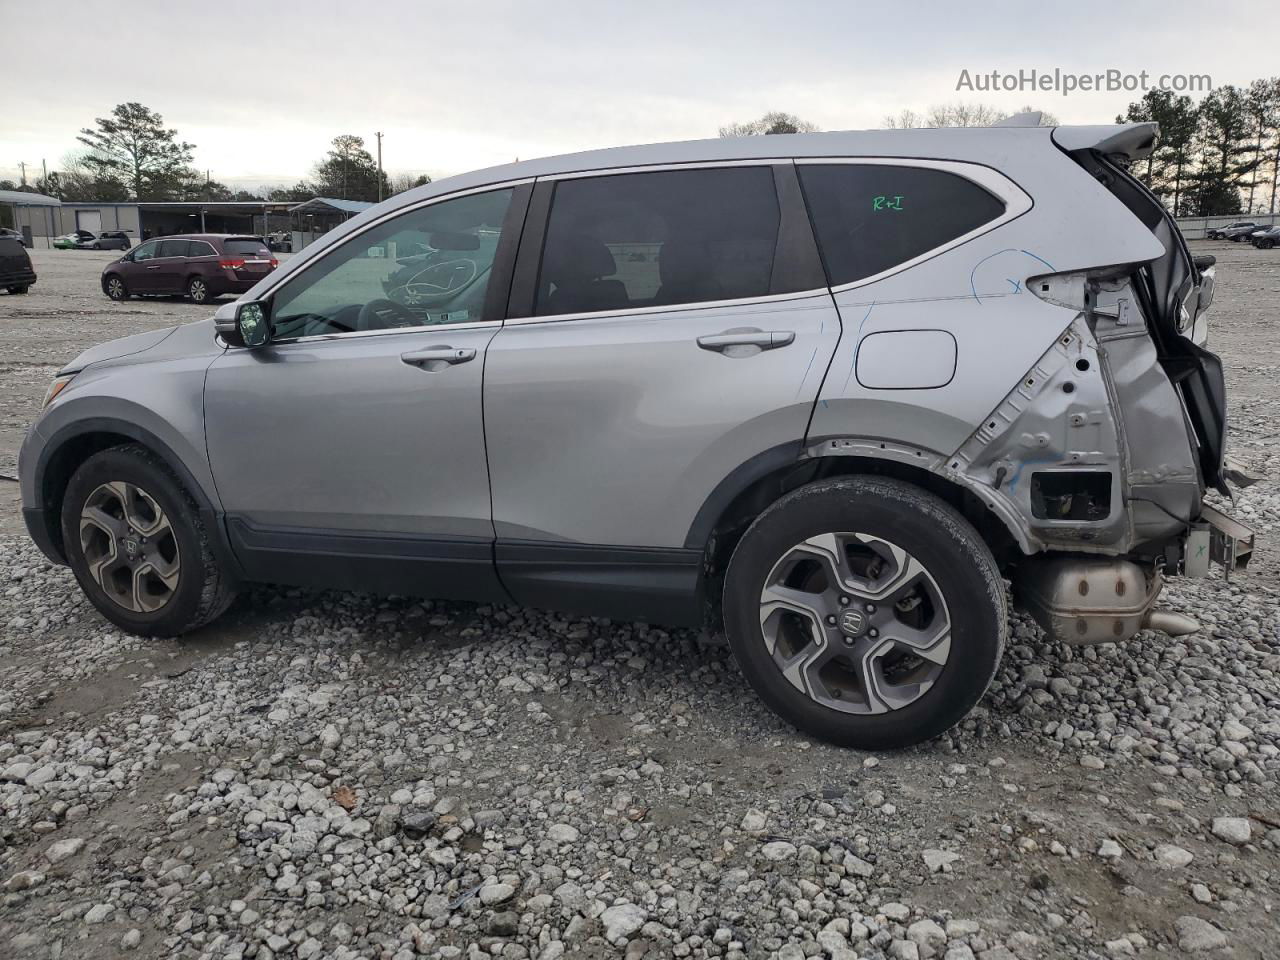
[1,0,1268,190]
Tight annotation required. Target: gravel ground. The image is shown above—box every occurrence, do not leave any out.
[1,243,1278,960]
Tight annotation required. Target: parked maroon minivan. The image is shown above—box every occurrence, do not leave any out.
[101,234,278,304]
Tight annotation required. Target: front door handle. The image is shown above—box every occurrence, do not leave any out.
[401,346,476,368]
[696,329,795,354]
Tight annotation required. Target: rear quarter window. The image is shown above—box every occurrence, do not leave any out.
[798,164,1006,286]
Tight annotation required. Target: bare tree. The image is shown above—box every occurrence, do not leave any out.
[719,112,818,137]
[389,172,433,195]
[882,103,1058,128]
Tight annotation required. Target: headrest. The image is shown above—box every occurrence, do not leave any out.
[543,233,617,282]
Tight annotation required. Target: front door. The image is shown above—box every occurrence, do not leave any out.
[204,184,527,602]
[123,239,162,292]
[484,164,840,623]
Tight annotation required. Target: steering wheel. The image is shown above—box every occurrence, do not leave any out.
[357,298,419,330]
[396,258,482,306]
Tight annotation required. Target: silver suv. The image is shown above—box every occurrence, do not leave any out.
[20,123,1255,749]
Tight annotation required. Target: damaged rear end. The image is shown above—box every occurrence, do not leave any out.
[954,122,1257,644]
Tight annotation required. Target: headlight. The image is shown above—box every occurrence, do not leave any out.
[42,374,75,409]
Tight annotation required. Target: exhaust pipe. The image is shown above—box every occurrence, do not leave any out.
[1142,609,1200,637]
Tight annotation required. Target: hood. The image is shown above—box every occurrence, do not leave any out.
[61,325,179,374]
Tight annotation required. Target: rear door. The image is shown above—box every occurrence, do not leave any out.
[484,163,839,623]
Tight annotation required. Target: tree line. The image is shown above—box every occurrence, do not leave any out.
[0,103,430,204]
[1117,78,1280,217]
[8,89,1277,217]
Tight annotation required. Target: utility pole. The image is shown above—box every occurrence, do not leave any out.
[18,161,27,186]
[42,159,48,191]
[376,132,384,202]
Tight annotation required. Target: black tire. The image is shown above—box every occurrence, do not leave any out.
[7,285,29,294]
[723,476,1007,750]
[1261,239,1274,250]
[104,275,129,300]
[60,444,236,637]
[187,276,210,304]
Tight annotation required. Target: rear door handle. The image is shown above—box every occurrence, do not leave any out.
[401,346,476,368]
[696,330,795,353]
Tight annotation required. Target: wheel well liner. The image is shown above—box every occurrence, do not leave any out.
[33,419,236,574]
[690,448,1021,584]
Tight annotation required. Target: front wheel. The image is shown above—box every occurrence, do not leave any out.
[104,275,129,300]
[7,285,29,294]
[187,276,210,303]
[60,444,236,636]
[723,476,1007,750]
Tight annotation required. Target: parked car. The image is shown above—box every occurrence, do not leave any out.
[266,232,292,253]
[20,123,1255,749]
[1221,222,1260,241]
[89,230,132,251]
[53,229,96,250]
[0,226,28,247]
[100,235,278,304]
[1248,226,1279,249]
[0,236,36,293]
[1205,220,1256,240]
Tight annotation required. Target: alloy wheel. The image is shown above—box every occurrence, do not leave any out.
[79,481,181,613]
[107,277,125,299]
[758,532,951,715]
[189,279,208,302]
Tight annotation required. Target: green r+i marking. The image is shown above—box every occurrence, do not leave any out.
[872,195,905,211]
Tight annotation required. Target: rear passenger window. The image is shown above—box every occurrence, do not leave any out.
[158,239,190,258]
[798,165,1005,286]
[535,167,781,316]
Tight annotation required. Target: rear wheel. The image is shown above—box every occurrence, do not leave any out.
[187,276,210,303]
[61,444,236,636]
[104,275,129,300]
[723,476,1007,749]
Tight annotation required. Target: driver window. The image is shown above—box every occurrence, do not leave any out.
[270,187,514,340]
[132,240,159,262]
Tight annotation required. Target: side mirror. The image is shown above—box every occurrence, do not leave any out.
[236,300,271,348]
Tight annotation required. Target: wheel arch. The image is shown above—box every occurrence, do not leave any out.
[33,418,237,576]
[688,443,1023,619]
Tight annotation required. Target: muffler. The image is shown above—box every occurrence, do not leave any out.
[1013,556,1200,645]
